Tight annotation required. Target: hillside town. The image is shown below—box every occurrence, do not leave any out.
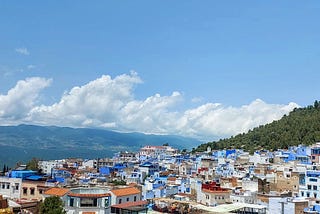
[2,143,320,214]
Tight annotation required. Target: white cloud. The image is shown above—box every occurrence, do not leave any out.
[176,99,299,140]
[0,77,51,122]
[29,72,142,127]
[15,48,30,55]
[0,73,299,140]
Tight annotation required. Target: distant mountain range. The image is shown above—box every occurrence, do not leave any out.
[195,101,320,153]
[0,124,201,167]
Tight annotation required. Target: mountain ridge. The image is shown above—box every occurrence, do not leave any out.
[0,124,201,167]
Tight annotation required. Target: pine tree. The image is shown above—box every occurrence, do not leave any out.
[39,196,66,214]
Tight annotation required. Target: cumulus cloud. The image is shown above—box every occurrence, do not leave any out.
[0,77,51,122]
[15,48,30,55]
[176,100,299,140]
[0,73,299,140]
[29,72,142,127]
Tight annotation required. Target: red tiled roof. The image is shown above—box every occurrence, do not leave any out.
[67,193,110,198]
[111,200,147,209]
[111,187,140,197]
[44,187,70,196]
[167,177,176,181]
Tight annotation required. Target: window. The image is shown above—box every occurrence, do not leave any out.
[39,189,43,194]
[301,192,304,197]
[308,185,312,190]
[15,183,19,191]
[23,188,27,195]
[105,198,109,207]
[1,183,4,189]
[314,193,317,198]
[314,186,318,191]
[134,196,137,201]
[30,188,35,195]
[119,199,122,204]
[69,198,74,207]
[80,198,97,207]
[6,183,9,189]
[307,192,310,197]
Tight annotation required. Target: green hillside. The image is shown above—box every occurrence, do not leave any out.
[0,125,201,167]
[195,101,320,153]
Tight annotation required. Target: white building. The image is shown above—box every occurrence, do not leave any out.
[110,187,141,206]
[0,177,22,199]
[230,190,257,204]
[269,197,309,214]
[38,160,64,175]
[249,152,270,166]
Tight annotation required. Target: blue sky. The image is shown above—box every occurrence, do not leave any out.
[0,1,319,140]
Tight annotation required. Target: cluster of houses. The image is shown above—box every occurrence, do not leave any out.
[2,143,320,213]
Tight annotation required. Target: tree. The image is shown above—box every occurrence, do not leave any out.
[39,196,66,214]
[181,149,187,154]
[26,157,40,171]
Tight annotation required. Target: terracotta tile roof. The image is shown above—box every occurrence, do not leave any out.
[67,193,111,198]
[82,212,96,214]
[111,200,147,209]
[44,187,70,196]
[167,177,176,181]
[111,187,140,197]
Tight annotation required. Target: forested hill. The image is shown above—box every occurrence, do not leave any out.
[195,101,320,153]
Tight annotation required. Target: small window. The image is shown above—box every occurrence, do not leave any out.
[119,199,122,204]
[134,196,137,201]
[70,198,74,207]
[15,183,19,190]
[6,183,10,189]
[127,197,129,202]
[30,188,35,195]
[105,198,109,207]
[314,186,318,191]
[23,188,27,195]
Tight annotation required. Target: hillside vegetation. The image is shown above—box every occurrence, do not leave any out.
[195,101,320,153]
[0,125,200,167]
